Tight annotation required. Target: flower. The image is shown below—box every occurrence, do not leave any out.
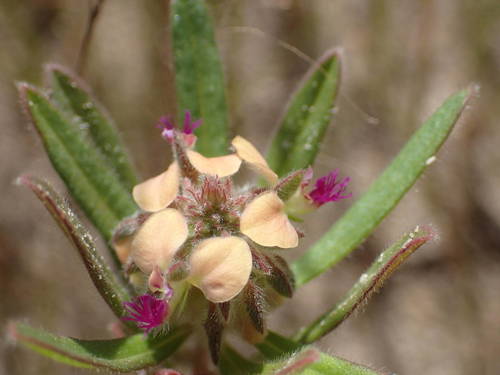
[114,112,350,338]
[181,110,202,135]
[123,294,169,333]
[309,169,352,205]
[156,116,175,141]
[285,168,351,218]
[156,111,201,146]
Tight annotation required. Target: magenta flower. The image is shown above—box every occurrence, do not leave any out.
[123,294,169,333]
[157,116,175,141]
[182,110,202,135]
[308,169,352,206]
[156,111,201,146]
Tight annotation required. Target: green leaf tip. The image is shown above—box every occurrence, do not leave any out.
[17,83,137,245]
[267,48,342,176]
[9,322,191,372]
[292,88,471,287]
[259,346,383,375]
[260,347,321,375]
[297,226,435,344]
[309,352,384,375]
[171,0,230,156]
[45,63,138,191]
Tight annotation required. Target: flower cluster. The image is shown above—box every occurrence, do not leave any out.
[114,111,350,361]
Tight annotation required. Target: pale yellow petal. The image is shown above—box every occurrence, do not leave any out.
[189,236,252,303]
[132,162,179,212]
[240,192,298,248]
[186,150,242,177]
[231,136,278,184]
[113,235,133,264]
[131,209,188,274]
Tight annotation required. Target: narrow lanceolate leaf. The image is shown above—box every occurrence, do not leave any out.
[17,175,134,326]
[297,226,434,344]
[9,322,190,372]
[260,347,382,375]
[46,64,138,190]
[171,0,229,156]
[292,89,471,286]
[219,345,262,375]
[18,84,137,243]
[267,49,341,176]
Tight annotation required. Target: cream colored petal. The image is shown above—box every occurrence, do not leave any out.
[113,235,133,264]
[188,236,252,303]
[240,192,298,248]
[132,162,180,212]
[231,136,278,184]
[186,150,241,177]
[131,208,188,274]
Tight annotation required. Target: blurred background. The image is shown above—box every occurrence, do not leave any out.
[1,0,499,374]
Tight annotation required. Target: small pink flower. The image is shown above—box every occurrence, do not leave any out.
[156,111,201,145]
[181,110,202,135]
[156,116,175,141]
[284,168,351,218]
[123,294,169,333]
[308,169,351,206]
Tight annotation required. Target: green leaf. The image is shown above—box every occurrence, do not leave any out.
[17,175,134,327]
[171,0,229,156]
[292,89,471,286]
[255,334,382,374]
[301,352,382,375]
[260,347,382,375]
[219,345,262,375]
[296,226,434,344]
[267,49,341,176]
[9,322,191,372]
[18,83,137,244]
[46,64,138,191]
[255,330,302,360]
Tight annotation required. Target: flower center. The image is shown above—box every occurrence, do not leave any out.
[179,176,242,237]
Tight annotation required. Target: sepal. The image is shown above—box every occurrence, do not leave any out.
[204,302,225,364]
[274,169,307,201]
